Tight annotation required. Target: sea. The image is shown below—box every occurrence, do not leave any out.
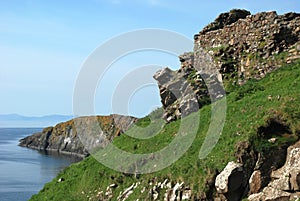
[0,128,79,201]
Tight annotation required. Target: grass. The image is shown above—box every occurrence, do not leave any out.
[30,60,300,201]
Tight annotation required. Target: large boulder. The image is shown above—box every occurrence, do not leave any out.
[215,161,244,201]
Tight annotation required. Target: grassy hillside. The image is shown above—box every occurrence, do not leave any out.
[30,60,300,201]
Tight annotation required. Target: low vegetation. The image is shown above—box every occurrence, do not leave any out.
[30,60,300,200]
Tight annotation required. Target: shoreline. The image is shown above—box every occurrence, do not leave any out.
[19,144,87,159]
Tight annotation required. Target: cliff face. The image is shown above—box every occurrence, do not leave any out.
[154,9,300,122]
[248,140,300,200]
[213,140,300,201]
[153,61,215,122]
[19,114,137,157]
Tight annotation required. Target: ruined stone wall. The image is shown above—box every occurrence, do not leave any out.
[194,10,300,84]
[154,10,300,122]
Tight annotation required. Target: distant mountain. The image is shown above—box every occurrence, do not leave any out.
[0,114,73,128]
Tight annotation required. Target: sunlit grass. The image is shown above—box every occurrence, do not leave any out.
[30,60,300,201]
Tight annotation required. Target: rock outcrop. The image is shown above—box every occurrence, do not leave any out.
[200,9,251,34]
[85,179,192,201]
[19,114,137,157]
[153,59,219,122]
[215,161,245,201]
[248,141,300,201]
[194,10,300,84]
[155,9,300,122]
[153,51,225,122]
[213,140,300,201]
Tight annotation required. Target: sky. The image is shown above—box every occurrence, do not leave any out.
[1,0,299,118]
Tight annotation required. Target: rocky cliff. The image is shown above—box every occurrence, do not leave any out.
[248,141,300,200]
[195,9,300,83]
[214,140,300,201]
[26,9,300,201]
[154,9,300,122]
[19,114,137,157]
[150,9,300,200]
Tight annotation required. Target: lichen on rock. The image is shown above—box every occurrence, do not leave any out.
[19,114,137,158]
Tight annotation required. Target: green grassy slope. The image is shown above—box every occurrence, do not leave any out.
[30,60,300,201]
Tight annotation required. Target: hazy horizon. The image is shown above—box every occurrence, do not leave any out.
[0,113,74,128]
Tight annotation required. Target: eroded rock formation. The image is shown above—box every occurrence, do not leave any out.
[215,161,245,201]
[19,114,137,157]
[195,10,300,84]
[155,9,300,122]
[213,140,300,201]
[248,141,300,201]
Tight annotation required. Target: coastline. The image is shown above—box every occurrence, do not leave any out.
[19,143,87,159]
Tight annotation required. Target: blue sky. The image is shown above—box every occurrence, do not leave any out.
[1,0,299,117]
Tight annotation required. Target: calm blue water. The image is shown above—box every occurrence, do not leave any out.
[0,128,79,201]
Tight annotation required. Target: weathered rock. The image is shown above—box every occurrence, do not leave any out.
[200,9,251,34]
[248,141,300,200]
[117,183,140,201]
[291,193,300,201]
[234,140,257,190]
[153,64,211,122]
[179,52,194,68]
[195,10,300,85]
[248,187,290,201]
[249,170,262,194]
[248,192,263,201]
[181,189,192,200]
[153,52,224,122]
[215,161,244,201]
[267,138,277,143]
[155,10,300,122]
[271,141,300,190]
[291,171,300,191]
[170,182,184,201]
[19,114,137,157]
[215,161,243,193]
